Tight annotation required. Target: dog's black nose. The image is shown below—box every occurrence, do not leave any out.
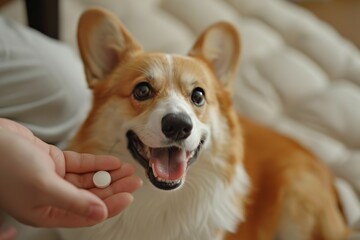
[162,113,193,141]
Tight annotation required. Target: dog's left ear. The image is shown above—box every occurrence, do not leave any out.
[78,8,142,87]
[189,22,240,91]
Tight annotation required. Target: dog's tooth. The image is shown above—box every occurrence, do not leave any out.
[152,163,158,178]
[154,175,181,185]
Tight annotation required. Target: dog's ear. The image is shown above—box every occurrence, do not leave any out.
[189,22,240,91]
[77,8,142,87]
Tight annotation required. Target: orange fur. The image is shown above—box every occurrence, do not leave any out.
[226,116,349,240]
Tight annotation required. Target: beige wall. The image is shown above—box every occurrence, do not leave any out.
[299,0,360,49]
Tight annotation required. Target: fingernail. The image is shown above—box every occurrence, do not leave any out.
[87,205,106,221]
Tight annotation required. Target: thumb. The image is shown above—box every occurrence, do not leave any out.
[38,175,108,227]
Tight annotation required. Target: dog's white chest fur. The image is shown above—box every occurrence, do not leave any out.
[59,152,249,240]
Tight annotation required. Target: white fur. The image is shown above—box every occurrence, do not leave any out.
[166,54,173,78]
[60,151,249,240]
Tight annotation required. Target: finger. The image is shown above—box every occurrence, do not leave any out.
[40,175,108,223]
[35,204,106,228]
[64,172,97,189]
[65,163,136,189]
[109,163,136,181]
[104,192,134,218]
[34,192,136,227]
[0,227,17,240]
[63,151,122,173]
[90,175,142,200]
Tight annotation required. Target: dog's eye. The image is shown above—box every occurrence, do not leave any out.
[133,82,153,101]
[191,87,205,106]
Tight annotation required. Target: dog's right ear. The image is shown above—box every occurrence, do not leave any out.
[77,8,142,87]
[189,22,240,94]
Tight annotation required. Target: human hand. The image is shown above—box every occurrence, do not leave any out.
[0,118,142,228]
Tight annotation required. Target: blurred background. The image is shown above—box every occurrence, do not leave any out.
[0,0,359,49]
[296,0,360,49]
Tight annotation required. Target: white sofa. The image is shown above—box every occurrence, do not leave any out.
[3,0,360,239]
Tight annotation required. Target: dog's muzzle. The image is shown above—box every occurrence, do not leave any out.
[127,113,206,191]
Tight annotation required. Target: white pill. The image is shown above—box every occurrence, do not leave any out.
[93,171,111,188]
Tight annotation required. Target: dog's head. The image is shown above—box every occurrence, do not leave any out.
[76,8,241,191]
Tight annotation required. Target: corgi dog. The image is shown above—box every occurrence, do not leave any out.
[60,8,349,240]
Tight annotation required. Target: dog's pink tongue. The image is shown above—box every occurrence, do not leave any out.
[151,147,187,181]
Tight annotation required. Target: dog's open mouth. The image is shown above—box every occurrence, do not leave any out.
[127,131,204,190]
